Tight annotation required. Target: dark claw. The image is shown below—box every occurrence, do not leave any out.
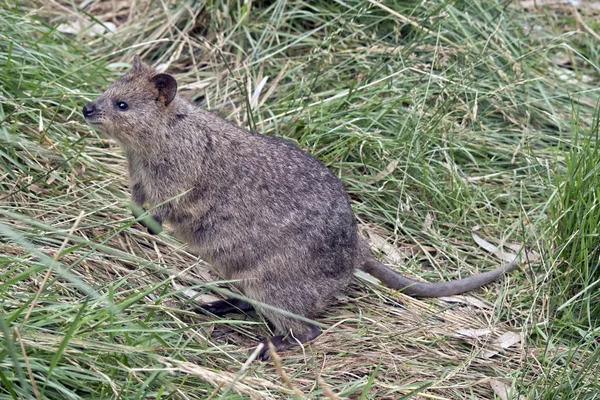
[200,298,254,315]
[131,209,162,235]
[258,335,286,361]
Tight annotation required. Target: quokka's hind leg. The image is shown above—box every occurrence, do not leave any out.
[251,296,323,360]
[200,298,254,315]
[200,296,321,360]
[235,272,337,360]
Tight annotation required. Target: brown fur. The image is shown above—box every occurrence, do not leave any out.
[83,55,520,360]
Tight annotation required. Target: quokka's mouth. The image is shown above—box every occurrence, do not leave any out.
[84,118,102,126]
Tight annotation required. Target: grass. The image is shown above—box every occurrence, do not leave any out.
[1,0,599,398]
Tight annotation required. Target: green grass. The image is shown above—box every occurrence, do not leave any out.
[1,0,599,398]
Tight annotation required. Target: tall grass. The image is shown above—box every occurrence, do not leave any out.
[1,0,599,398]
[532,109,600,398]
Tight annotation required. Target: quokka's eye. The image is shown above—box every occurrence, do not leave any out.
[116,102,129,111]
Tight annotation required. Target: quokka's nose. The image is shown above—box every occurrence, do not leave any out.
[82,103,97,118]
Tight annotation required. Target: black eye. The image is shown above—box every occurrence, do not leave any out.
[116,101,128,111]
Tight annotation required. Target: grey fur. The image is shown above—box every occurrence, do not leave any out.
[83,55,520,359]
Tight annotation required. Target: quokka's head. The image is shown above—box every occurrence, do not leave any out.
[83,55,178,149]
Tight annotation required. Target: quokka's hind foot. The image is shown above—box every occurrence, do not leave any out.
[258,323,321,361]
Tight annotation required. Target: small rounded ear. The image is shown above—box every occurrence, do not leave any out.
[150,73,177,106]
[132,55,143,72]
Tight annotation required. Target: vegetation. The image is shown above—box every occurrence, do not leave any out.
[1,0,598,398]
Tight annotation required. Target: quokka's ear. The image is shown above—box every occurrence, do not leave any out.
[150,73,178,106]
[132,54,144,72]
